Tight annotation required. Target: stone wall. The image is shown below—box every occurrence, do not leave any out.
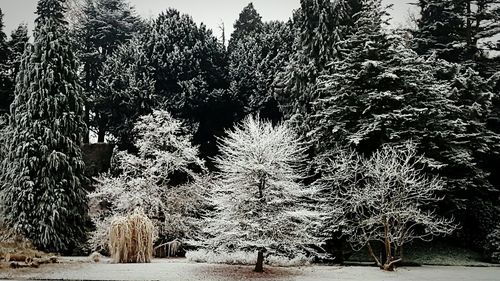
[81,143,115,177]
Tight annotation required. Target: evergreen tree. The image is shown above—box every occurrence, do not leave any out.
[72,0,142,142]
[8,23,30,99]
[312,0,500,253]
[96,36,156,150]
[146,9,236,161]
[414,0,500,74]
[0,0,88,253]
[0,9,11,115]
[275,0,361,127]
[229,21,294,122]
[228,2,263,52]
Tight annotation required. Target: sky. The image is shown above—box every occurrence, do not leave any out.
[0,0,418,39]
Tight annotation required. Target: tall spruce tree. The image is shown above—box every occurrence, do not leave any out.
[0,9,11,115]
[0,0,88,253]
[312,0,500,253]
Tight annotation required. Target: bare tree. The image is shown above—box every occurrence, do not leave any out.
[317,143,457,271]
[205,116,318,272]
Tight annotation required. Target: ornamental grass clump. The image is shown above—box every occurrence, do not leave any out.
[109,209,154,263]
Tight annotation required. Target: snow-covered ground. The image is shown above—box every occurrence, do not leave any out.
[1,259,499,281]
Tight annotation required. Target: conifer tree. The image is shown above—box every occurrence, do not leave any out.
[229,21,294,122]
[312,0,500,253]
[96,36,156,150]
[275,0,361,127]
[0,9,11,115]
[0,0,88,253]
[228,2,263,52]
[414,0,500,73]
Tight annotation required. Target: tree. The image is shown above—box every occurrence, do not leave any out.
[228,2,263,52]
[0,0,88,253]
[311,0,500,255]
[229,21,294,122]
[205,116,317,272]
[275,0,361,128]
[414,0,500,74]
[0,8,11,115]
[317,143,457,271]
[72,0,142,142]
[96,36,156,150]
[89,110,209,251]
[146,9,238,161]
[8,23,30,85]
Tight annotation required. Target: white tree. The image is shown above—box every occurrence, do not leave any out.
[88,110,209,252]
[320,143,457,271]
[205,116,318,272]
[317,143,457,271]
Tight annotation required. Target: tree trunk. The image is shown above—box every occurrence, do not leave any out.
[83,105,90,143]
[254,250,264,273]
[97,127,105,143]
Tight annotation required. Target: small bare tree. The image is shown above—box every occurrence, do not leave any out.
[317,143,457,271]
[206,116,318,272]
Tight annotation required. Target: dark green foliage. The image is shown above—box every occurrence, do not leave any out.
[146,9,236,160]
[311,0,500,253]
[276,0,361,122]
[229,21,294,122]
[0,0,88,253]
[0,9,12,115]
[486,224,500,263]
[96,36,156,151]
[72,0,142,142]
[414,0,500,70]
[228,2,263,52]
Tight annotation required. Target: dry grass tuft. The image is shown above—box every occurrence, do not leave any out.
[109,209,154,263]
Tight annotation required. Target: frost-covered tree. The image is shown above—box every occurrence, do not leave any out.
[96,36,156,150]
[317,143,457,271]
[89,110,209,251]
[312,0,500,256]
[72,0,142,142]
[0,0,88,253]
[8,23,29,88]
[414,0,500,72]
[275,0,361,128]
[0,8,11,115]
[205,116,318,272]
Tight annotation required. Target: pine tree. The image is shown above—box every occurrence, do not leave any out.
[0,0,88,253]
[72,0,142,142]
[96,36,156,150]
[0,9,12,115]
[312,0,500,253]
